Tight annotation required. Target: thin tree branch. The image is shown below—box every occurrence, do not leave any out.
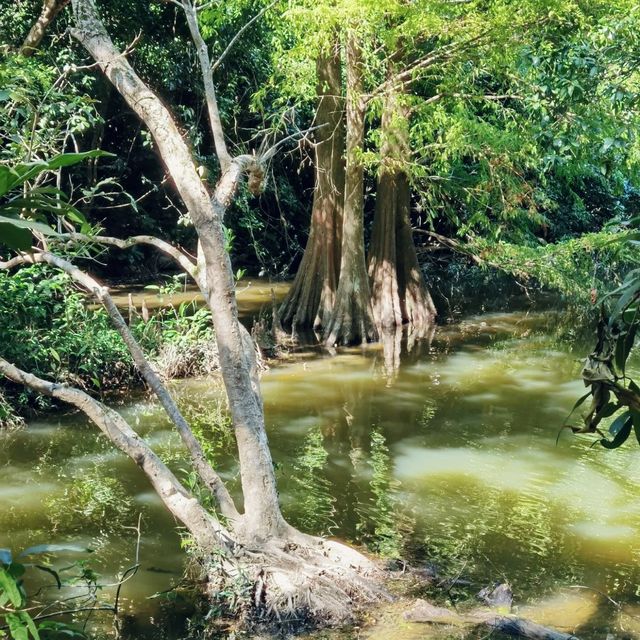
[181,0,232,170]
[57,232,199,280]
[210,1,278,73]
[0,250,239,521]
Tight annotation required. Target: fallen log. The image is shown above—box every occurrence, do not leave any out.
[405,599,580,640]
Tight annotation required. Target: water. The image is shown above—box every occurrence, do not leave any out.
[1,306,640,638]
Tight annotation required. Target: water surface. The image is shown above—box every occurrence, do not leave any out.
[1,308,639,638]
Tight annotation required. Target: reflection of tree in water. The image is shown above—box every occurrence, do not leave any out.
[375,324,435,385]
[290,425,336,535]
[420,482,584,597]
[354,429,413,557]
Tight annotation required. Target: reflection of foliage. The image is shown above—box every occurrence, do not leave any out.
[356,430,406,558]
[45,466,133,533]
[419,401,437,430]
[178,395,236,514]
[291,426,335,535]
[421,484,580,602]
[180,396,235,468]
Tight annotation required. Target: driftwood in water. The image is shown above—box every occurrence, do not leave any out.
[405,599,580,640]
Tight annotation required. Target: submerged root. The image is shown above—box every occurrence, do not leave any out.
[203,536,388,631]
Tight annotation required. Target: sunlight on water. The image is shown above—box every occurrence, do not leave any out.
[2,307,640,638]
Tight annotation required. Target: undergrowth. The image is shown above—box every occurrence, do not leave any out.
[0,265,219,428]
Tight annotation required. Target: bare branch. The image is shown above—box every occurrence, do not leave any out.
[0,356,234,552]
[57,232,199,280]
[181,0,232,170]
[210,1,278,74]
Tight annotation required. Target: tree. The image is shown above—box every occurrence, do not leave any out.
[0,0,383,625]
[368,59,436,333]
[279,36,345,335]
[323,30,378,346]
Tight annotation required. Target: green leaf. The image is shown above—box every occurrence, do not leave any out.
[0,223,32,250]
[564,391,591,423]
[0,166,18,197]
[609,411,631,436]
[0,568,23,607]
[600,417,632,449]
[631,410,640,446]
[21,611,40,640]
[6,614,29,640]
[7,563,25,580]
[614,324,637,376]
[0,215,58,237]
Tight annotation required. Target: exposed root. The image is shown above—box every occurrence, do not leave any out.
[203,536,389,631]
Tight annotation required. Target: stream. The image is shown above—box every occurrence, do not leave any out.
[2,292,640,639]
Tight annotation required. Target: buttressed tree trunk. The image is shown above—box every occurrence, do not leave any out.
[324,31,377,346]
[368,84,436,333]
[20,0,70,56]
[280,37,345,335]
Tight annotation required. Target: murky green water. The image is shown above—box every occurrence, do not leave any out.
[2,306,640,638]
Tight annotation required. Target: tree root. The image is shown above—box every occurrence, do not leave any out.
[203,536,388,631]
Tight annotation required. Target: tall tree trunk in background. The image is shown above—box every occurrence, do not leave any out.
[20,0,70,56]
[368,84,436,333]
[324,32,377,346]
[280,38,345,334]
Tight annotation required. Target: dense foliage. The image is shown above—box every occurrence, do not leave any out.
[0,264,218,427]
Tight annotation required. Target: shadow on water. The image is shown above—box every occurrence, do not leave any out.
[2,304,640,638]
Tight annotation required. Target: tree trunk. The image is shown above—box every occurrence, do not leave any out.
[280,38,345,335]
[19,0,70,56]
[70,0,284,542]
[368,85,435,333]
[323,32,377,347]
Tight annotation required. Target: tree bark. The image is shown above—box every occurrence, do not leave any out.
[70,0,284,541]
[280,37,345,335]
[367,83,435,333]
[19,0,70,56]
[323,32,377,346]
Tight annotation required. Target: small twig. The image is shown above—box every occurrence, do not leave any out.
[210,1,278,73]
